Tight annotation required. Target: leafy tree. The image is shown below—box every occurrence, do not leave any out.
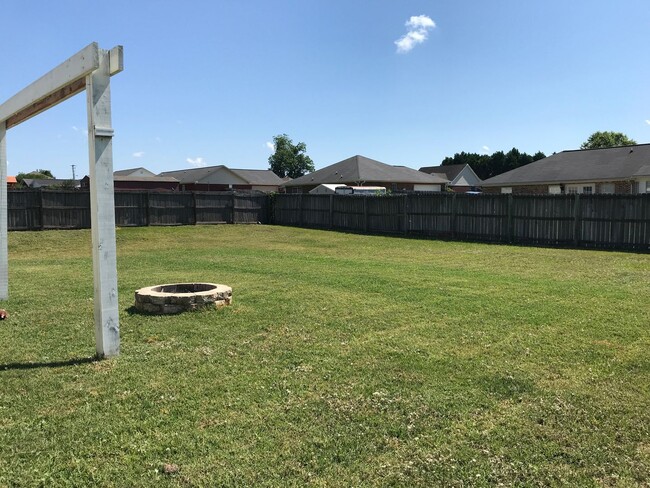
[441,148,545,179]
[16,169,55,184]
[268,134,315,179]
[580,131,636,149]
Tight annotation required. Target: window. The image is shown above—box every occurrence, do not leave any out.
[566,184,595,195]
[501,187,512,194]
[599,183,615,194]
[639,181,650,193]
[548,185,562,195]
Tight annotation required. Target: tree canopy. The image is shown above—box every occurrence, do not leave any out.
[15,169,55,185]
[441,148,545,180]
[580,131,636,149]
[268,134,315,179]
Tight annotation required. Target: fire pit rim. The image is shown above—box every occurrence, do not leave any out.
[136,282,228,297]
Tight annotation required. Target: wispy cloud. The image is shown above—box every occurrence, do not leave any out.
[395,15,436,54]
[265,141,275,152]
[132,151,145,158]
[482,145,490,154]
[186,157,207,168]
[645,120,650,125]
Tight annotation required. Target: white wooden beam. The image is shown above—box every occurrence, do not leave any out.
[0,122,7,300]
[0,43,100,129]
[87,48,120,357]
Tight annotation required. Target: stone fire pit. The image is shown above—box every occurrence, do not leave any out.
[134,282,232,314]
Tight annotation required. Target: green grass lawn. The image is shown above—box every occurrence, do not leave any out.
[1,225,649,487]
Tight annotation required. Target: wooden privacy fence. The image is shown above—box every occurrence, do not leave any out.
[7,190,649,251]
[7,190,270,230]
[273,193,650,251]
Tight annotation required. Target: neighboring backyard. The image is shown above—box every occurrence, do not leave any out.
[0,225,648,486]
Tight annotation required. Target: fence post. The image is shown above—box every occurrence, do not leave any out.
[329,194,334,229]
[451,193,457,238]
[39,189,45,230]
[507,194,514,243]
[402,193,408,234]
[230,192,236,224]
[192,191,198,225]
[363,196,369,233]
[573,193,581,247]
[143,191,150,226]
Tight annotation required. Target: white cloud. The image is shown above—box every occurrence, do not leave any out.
[132,151,145,158]
[186,157,207,168]
[406,15,436,30]
[72,125,79,132]
[645,120,650,125]
[395,15,436,54]
[265,141,275,152]
[482,145,490,154]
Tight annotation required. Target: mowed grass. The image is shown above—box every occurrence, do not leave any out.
[0,225,649,487]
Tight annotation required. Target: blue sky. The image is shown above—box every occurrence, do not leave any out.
[1,0,649,179]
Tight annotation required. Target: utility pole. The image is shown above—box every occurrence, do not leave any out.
[71,164,76,180]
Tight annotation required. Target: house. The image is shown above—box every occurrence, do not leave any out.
[481,144,650,195]
[80,173,180,191]
[113,167,157,178]
[6,176,17,189]
[158,165,286,193]
[309,184,387,195]
[419,164,482,193]
[22,178,81,189]
[281,155,449,193]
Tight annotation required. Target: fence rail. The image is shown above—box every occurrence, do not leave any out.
[7,190,649,251]
[8,190,270,230]
[273,193,650,252]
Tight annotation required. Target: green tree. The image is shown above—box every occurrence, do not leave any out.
[268,134,315,179]
[580,131,636,149]
[441,149,545,179]
[15,169,55,187]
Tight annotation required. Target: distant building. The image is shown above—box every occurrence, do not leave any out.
[80,173,180,191]
[282,155,448,193]
[113,167,158,178]
[159,165,286,193]
[22,178,81,189]
[6,176,17,189]
[419,164,482,193]
[481,144,650,195]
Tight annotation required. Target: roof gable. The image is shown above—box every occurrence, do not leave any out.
[420,164,482,186]
[114,167,156,177]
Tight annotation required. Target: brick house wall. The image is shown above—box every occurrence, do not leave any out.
[482,180,636,195]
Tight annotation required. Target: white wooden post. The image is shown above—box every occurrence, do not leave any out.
[87,48,120,357]
[0,122,7,299]
[0,43,123,357]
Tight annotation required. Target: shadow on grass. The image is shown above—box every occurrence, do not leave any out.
[0,355,98,371]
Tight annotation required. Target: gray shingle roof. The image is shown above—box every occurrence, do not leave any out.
[159,165,285,185]
[113,167,156,177]
[229,169,286,185]
[158,165,228,183]
[283,155,449,187]
[419,164,466,181]
[482,144,650,186]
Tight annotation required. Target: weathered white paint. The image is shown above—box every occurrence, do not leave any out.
[0,43,123,357]
[0,43,100,128]
[0,122,7,299]
[87,48,120,357]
